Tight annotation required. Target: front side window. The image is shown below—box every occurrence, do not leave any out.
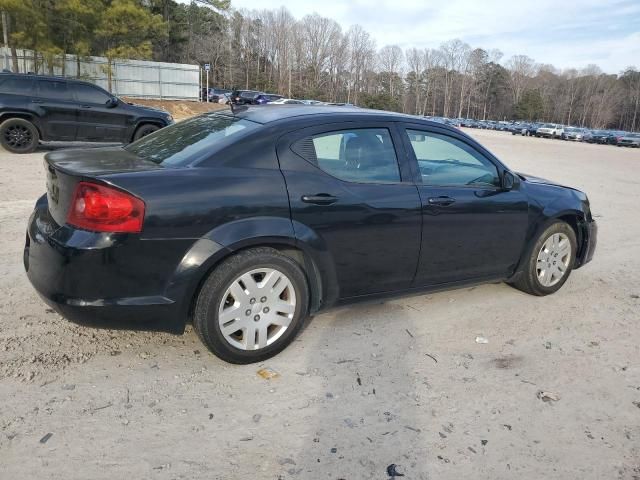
[295,128,400,183]
[74,84,111,105]
[38,80,72,101]
[405,129,499,187]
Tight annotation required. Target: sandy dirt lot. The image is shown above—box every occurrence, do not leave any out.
[1,129,639,479]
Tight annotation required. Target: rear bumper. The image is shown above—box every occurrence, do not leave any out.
[23,200,194,333]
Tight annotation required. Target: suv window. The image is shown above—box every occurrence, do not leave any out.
[405,129,499,187]
[38,80,72,101]
[74,84,111,105]
[0,76,35,95]
[295,128,400,183]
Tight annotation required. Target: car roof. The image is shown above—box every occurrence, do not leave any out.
[0,72,100,89]
[225,104,443,126]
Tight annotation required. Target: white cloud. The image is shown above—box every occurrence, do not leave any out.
[228,0,640,73]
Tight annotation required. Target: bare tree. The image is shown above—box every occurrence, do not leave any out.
[378,45,403,97]
[507,54,537,105]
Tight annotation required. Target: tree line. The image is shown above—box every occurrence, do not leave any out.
[1,0,638,131]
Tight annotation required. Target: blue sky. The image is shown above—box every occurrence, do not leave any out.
[227,0,640,73]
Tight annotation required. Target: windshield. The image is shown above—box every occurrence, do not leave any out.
[125,113,260,166]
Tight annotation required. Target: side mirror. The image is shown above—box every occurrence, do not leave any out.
[502,170,516,190]
[106,96,119,108]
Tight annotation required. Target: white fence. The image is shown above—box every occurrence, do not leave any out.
[0,47,200,100]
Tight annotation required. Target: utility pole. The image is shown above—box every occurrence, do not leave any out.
[1,11,9,71]
[204,63,210,102]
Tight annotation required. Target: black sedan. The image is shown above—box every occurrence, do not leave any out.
[24,106,597,363]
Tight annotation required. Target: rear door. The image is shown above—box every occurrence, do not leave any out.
[35,79,77,141]
[399,124,529,286]
[277,122,422,299]
[72,83,129,142]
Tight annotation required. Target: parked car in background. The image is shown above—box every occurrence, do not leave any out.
[201,88,232,102]
[524,123,542,136]
[585,130,609,144]
[24,105,597,363]
[0,73,173,153]
[231,90,264,105]
[607,131,627,146]
[510,123,530,135]
[536,123,564,138]
[269,98,305,104]
[561,127,587,141]
[300,100,323,105]
[218,93,232,104]
[617,132,640,147]
[255,94,283,104]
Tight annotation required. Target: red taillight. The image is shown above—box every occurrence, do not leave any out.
[66,182,145,233]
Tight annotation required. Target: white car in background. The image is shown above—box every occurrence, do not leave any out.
[536,123,564,138]
[268,98,305,104]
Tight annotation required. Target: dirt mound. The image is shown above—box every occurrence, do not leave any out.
[121,98,226,120]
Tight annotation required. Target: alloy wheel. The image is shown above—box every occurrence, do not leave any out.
[217,268,296,350]
[4,124,33,150]
[536,233,571,287]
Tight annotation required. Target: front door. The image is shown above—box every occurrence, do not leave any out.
[278,123,422,299]
[72,83,129,142]
[400,125,529,286]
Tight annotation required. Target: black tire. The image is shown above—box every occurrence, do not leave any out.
[0,118,39,153]
[193,247,310,364]
[132,124,159,141]
[510,221,577,296]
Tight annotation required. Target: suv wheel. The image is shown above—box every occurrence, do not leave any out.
[511,221,577,296]
[193,247,310,364]
[133,124,159,141]
[0,118,39,153]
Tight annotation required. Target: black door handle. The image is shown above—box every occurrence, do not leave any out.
[301,194,338,205]
[428,196,456,206]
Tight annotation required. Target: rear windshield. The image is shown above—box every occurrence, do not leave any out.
[125,113,260,166]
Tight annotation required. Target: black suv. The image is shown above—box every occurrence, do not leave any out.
[0,73,174,153]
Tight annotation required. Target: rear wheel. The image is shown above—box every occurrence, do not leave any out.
[511,221,577,296]
[193,247,309,364]
[0,118,39,153]
[132,124,159,141]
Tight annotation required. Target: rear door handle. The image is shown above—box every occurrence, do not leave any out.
[428,196,456,206]
[301,194,338,205]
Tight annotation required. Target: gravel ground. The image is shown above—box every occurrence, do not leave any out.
[1,130,639,479]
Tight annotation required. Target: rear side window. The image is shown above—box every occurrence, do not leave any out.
[125,113,260,166]
[293,128,401,183]
[38,80,72,101]
[74,84,110,105]
[0,77,35,95]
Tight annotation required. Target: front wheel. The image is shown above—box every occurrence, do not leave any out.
[132,124,159,141]
[511,221,577,296]
[193,247,310,364]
